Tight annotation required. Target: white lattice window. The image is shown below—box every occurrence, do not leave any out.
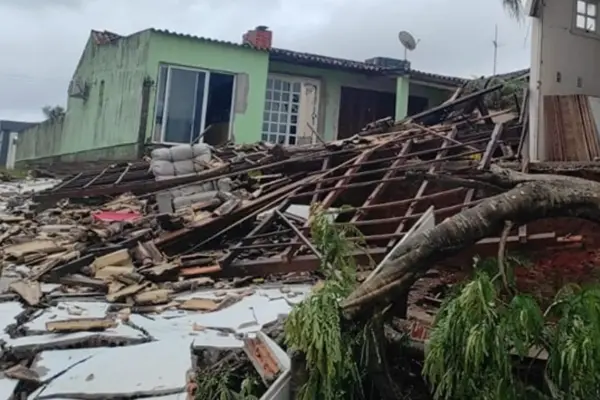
[576,0,597,32]
[262,77,302,145]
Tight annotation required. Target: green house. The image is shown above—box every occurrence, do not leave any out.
[15,27,465,166]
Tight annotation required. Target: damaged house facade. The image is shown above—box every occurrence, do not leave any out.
[15,27,464,167]
[528,0,600,161]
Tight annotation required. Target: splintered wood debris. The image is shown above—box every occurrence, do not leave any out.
[0,79,595,399]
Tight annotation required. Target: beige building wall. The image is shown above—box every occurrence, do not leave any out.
[528,0,600,160]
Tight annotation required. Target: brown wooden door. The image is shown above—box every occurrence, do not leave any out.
[337,87,396,139]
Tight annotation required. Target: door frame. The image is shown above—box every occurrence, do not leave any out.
[152,64,236,145]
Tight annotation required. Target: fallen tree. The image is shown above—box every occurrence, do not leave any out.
[341,164,600,320]
[286,165,600,398]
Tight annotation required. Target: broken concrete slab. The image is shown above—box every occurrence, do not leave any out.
[127,285,311,343]
[29,347,99,382]
[174,286,310,334]
[3,327,148,359]
[23,302,110,333]
[0,372,19,400]
[31,340,191,399]
[0,301,24,326]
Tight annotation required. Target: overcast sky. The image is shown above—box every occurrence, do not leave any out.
[0,0,529,122]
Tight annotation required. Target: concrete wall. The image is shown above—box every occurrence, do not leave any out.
[144,31,270,144]
[16,31,151,163]
[396,77,410,120]
[269,62,397,141]
[538,0,600,96]
[0,120,37,167]
[530,0,600,159]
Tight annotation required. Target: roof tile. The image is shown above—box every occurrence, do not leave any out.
[95,28,474,84]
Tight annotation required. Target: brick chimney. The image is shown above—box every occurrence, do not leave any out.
[242,25,272,49]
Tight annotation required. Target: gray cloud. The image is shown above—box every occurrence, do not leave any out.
[0,0,85,9]
[0,0,529,121]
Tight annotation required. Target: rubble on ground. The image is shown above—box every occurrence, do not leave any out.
[0,78,595,399]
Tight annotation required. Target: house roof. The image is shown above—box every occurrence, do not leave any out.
[149,29,400,75]
[91,30,122,45]
[495,68,530,80]
[0,120,38,133]
[268,48,390,73]
[149,29,263,52]
[410,70,468,86]
[92,28,465,85]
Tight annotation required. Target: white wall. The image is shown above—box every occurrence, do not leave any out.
[6,132,18,170]
[540,0,600,96]
[530,0,600,160]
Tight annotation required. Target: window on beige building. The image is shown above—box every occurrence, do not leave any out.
[576,0,597,32]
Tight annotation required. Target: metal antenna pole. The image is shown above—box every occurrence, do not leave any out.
[492,24,499,76]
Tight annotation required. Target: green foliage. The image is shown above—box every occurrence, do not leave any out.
[284,207,370,400]
[464,76,527,111]
[195,366,262,400]
[42,105,65,120]
[423,256,600,399]
[502,0,523,20]
[545,285,600,397]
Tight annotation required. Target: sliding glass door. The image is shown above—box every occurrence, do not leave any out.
[153,65,234,145]
[163,68,206,143]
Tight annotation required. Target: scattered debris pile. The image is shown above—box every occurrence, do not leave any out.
[1,78,596,398]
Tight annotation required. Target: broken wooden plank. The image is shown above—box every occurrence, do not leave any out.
[9,280,42,306]
[45,317,118,333]
[91,249,132,272]
[105,282,149,303]
[178,298,220,311]
[134,289,172,305]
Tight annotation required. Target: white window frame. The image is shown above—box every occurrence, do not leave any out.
[153,64,236,145]
[261,73,321,146]
[575,0,598,33]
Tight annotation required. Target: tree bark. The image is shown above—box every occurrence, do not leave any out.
[341,165,600,321]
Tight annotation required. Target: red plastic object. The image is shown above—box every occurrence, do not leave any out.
[92,211,141,222]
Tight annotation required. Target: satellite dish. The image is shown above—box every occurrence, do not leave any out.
[398,31,417,51]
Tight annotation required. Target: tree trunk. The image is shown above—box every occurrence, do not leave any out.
[341,165,600,321]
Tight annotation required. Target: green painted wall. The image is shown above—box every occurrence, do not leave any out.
[15,28,458,164]
[268,62,397,141]
[16,31,151,162]
[144,31,270,144]
[396,76,410,120]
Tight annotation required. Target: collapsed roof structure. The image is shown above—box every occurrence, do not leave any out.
[2,75,598,398]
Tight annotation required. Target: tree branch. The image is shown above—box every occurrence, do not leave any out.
[341,166,600,321]
[404,170,504,193]
[498,220,514,294]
